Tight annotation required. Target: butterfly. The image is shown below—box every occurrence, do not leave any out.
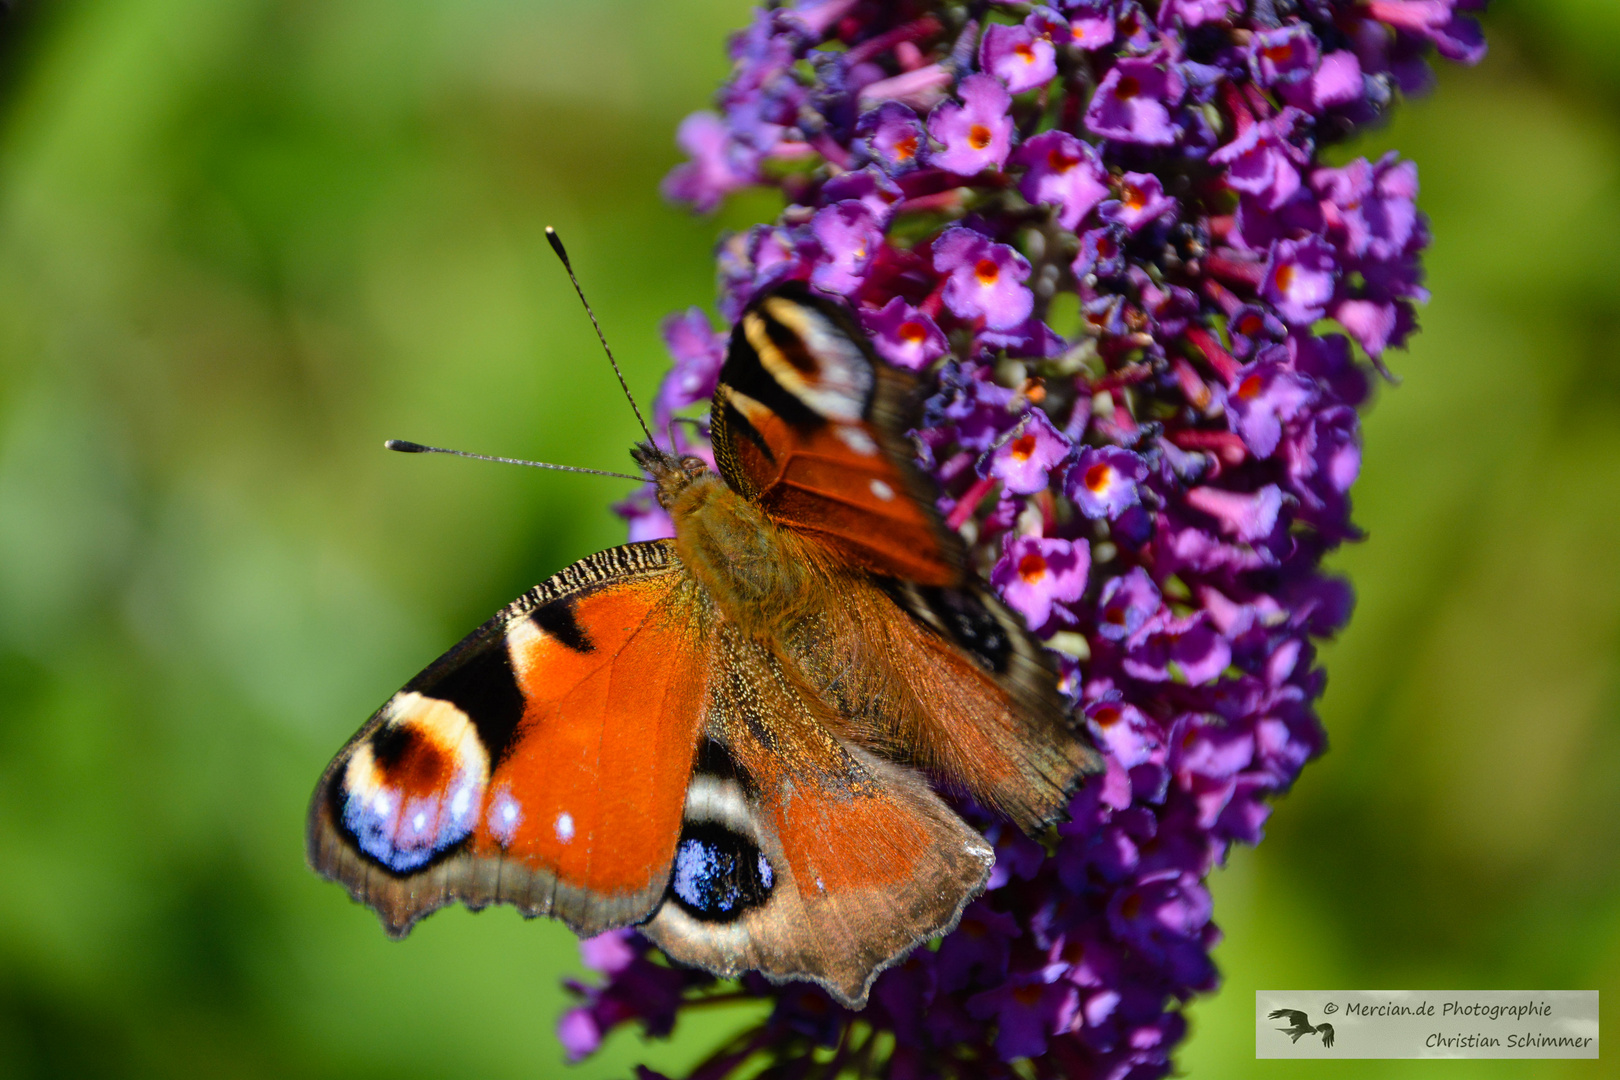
[307,278,1101,1008]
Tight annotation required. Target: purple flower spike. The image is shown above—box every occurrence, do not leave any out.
[863,297,948,372]
[1084,55,1186,146]
[991,535,1091,629]
[810,200,882,295]
[1070,446,1148,519]
[855,101,926,175]
[980,20,1057,95]
[615,4,1487,1075]
[1262,236,1338,325]
[928,73,1014,174]
[1014,131,1109,230]
[934,227,1034,331]
[985,410,1070,495]
[1101,172,1178,233]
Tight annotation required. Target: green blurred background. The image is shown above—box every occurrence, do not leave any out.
[0,1,1614,1076]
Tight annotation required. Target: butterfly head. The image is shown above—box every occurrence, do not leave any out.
[631,443,711,510]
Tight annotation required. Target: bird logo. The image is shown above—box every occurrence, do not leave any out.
[1269,1008,1335,1048]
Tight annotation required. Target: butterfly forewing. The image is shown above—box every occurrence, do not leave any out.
[711,283,967,587]
[308,540,712,938]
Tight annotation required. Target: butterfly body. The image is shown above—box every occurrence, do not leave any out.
[310,283,1100,1006]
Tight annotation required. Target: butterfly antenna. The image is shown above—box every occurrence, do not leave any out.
[545,226,656,446]
[385,439,641,481]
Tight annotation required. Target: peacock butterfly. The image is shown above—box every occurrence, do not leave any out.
[307,277,1101,1007]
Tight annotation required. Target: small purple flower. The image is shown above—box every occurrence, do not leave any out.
[1262,236,1338,325]
[862,298,948,371]
[810,200,882,295]
[1013,131,1109,230]
[984,410,1070,495]
[1121,612,1233,686]
[1156,0,1242,27]
[557,1007,601,1062]
[991,535,1091,628]
[1282,48,1365,110]
[1067,2,1116,50]
[1096,567,1161,644]
[1085,696,1164,770]
[1073,224,1127,279]
[1228,360,1316,459]
[1249,25,1320,87]
[979,20,1057,95]
[934,227,1034,331]
[1069,446,1148,519]
[1183,484,1285,542]
[928,72,1014,174]
[661,111,753,213]
[968,975,1079,1060]
[653,308,726,422]
[1209,113,1308,211]
[1227,304,1287,359]
[1100,172,1178,233]
[855,101,926,175]
[821,166,903,226]
[1084,55,1185,146]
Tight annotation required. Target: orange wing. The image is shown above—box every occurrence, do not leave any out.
[709,282,966,586]
[307,540,712,938]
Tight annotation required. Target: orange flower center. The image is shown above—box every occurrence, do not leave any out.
[1275,263,1296,293]
[1018,552,1049,583]
[1262,43,1294,64]
[1237,313,1263,335]
[968,123,992,150]
[898,320,927,345]
[1010,433,1037,461]
[1121,893,1143,919]
[1047,147,1078,174]
[1014,42,1036,64]
[1115,74,1141,99]
[1237,373,1264,400]
[1104,604,1127,625]
[893,133,918,161]
[974,257,1000,286]
[1092,704,1123,727]
[1084,462,1113,492]
[1123,183,1148,212]
[1014,984,1045,1007]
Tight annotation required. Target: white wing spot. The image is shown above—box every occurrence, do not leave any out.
[815,876,826,893]
[836,425,879,456]
[555,812,575,842]
[869,479,895,501]
[412,811,427,832]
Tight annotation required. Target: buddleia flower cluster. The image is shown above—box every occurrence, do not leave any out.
[569,1,1486,1076]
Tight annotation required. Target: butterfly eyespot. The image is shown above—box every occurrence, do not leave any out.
[670,822,774,922]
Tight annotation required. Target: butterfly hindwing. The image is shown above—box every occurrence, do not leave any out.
[308,540,712,938]
[710,282,966,587]
[641,627,993,1008]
